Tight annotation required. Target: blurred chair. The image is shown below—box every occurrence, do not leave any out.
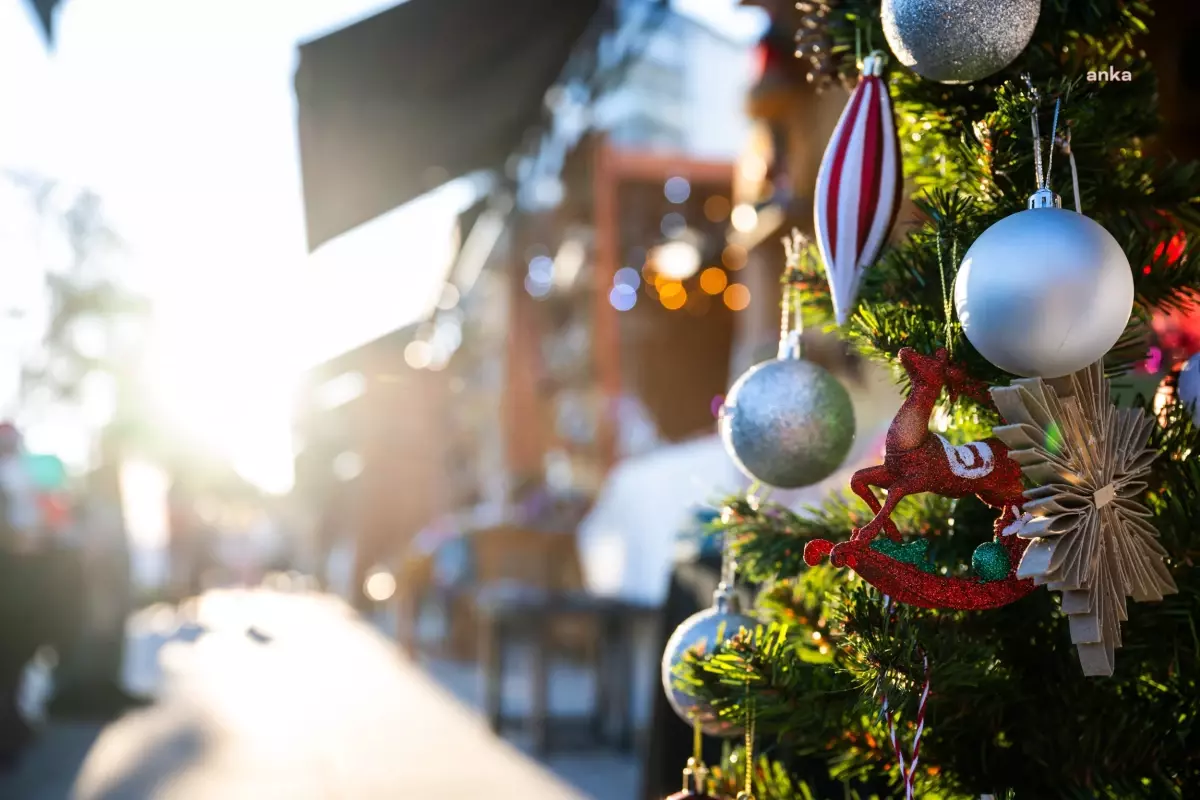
[479,590,657,757]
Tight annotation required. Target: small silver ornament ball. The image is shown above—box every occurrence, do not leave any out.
[954,205,1134,378]
[882,0,1040,84]
[1174,353,1200,423]
[720,357,855,488]
[661,596,758,737]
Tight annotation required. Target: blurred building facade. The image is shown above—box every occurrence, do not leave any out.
[596,8,754,158]
[293,329,452,606]
[290,4,759,606]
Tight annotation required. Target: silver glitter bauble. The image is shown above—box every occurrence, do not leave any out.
[719,357,855,488]
[954,191,1134,378]
[882,0,1040,84]
[661,589,757,737]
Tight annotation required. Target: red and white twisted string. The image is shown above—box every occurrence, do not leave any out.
[881,650,931,799]
[878,596,932,799]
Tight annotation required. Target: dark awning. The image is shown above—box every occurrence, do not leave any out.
[295,0,603,251]
[27,0,61,44]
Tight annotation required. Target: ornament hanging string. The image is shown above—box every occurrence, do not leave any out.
[852,17,874,68]
[935,233,957,356]
[1058,127,1082,213]
[779,231,807,360]
[876,599,932,800]
[1022,75,1062,191]
[736,685,757,800]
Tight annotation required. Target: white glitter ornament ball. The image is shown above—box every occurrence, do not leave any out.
[954,193,1134,378]
[882,0,1040,84]
[719,357,855,488]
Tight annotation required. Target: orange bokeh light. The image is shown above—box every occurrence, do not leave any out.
[699,267,728,295]
[661,287,687,310]
[658,279,683,299]
[723,284,751,311]
[703,195,731,223]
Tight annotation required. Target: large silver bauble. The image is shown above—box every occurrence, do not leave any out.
[719,357,855,488]
[882,0,1040,84]
[954,206,1134,378]
[661,592,757,737]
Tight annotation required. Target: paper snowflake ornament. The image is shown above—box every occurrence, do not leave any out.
[989,361,1177,676]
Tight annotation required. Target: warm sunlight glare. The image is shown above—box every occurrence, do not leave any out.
[120,459,169,550]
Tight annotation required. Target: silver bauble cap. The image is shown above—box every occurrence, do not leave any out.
[1028,187,1062,209]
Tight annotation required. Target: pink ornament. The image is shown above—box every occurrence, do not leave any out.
[814,51,902,326]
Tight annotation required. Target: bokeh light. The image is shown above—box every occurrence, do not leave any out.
[664,176,691,204]
[722,243,748,270]
[704,195,731,222]
[614,266,641,288]
[609,284,637,311]
[650,239,701,280]
[740,153,768,182]
[711,395,725,418]
[699,267,728,295]
[404,340,433,368]
[723,283,751,311]
[437,284,461,310]
[528,255,554,282]
[658,279,683,299]
[364,569,397,602]
[660,212,687,238]
[730,204,758,233]
[661,286,687,310]
[524,273,552,298]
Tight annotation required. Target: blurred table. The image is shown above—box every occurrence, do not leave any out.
[479,592,659,756]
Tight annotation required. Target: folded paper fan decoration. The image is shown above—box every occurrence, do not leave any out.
[989,362,1177,676]
[814,50,902,325]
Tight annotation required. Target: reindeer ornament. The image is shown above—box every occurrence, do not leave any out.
[804,348,1036,610]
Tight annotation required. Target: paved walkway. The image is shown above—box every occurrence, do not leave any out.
[0,590,594,799]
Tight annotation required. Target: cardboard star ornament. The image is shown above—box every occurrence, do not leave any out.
[989,361,1177,676]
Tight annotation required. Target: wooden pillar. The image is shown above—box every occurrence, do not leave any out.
[593,141,621,471]
[502,221,548,483]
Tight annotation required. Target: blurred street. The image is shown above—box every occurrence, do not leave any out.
[0,590,619,799]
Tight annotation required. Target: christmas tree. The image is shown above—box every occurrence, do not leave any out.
[671,2,1200,798]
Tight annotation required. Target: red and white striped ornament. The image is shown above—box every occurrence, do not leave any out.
[879,646,931,800]
[814,50,902,325]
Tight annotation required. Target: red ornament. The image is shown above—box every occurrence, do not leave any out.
[803,348,1035,610]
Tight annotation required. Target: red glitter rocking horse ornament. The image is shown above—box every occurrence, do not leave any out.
[803,348,1036,610]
